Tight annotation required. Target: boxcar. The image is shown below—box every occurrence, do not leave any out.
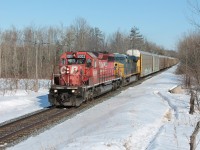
[140,51,154,77]
[153,54,160,72]
[159,56,165,70]
[127,49,153,77]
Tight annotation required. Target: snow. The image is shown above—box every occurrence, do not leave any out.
[0,66,199,150]
[0,89,50,123]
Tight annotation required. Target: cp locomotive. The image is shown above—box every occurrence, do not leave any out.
[48,49,178,107]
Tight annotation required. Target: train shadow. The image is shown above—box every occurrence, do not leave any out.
[37,94,51,108]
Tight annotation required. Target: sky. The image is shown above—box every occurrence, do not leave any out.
[0,0,196,50]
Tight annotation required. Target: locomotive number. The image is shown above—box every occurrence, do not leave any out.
[77,55,85,58]
[67,55,73,58]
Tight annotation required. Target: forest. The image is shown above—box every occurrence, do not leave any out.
[0,18,176,80]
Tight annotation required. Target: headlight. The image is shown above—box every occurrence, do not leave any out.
[72,90,75,93]
[54,90,58,93]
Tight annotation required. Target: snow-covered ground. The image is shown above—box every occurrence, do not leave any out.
[0,89,50,124]
[1,66,200,150]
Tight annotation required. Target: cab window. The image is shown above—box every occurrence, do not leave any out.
[77,59,85,64]
[68,59,76,65]
[86,59,92,67]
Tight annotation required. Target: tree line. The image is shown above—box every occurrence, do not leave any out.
[177,31,200,150]
[0,18,176,80]
[176,0,200,149]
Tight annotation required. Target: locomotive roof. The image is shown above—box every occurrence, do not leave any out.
[127,49,165,58]
[87,52,97,58]
[114,53,127,58]
[114,53,138,61]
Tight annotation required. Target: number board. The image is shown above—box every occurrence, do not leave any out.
[67,55,73,58]
[77,55,85,58]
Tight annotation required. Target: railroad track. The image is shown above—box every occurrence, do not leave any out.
[0,69,166,149]
[0,107,78,149]
[0,97,107,149]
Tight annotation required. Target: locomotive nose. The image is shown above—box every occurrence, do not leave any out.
[60,65,83,86]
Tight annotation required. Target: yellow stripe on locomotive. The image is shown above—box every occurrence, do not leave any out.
[114,62,125,77]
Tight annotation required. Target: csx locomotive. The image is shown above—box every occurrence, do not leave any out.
[48,49,178,107]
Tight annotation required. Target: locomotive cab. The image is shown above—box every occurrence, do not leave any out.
[57,52,97,87]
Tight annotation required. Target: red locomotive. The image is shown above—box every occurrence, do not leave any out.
[49,51,121,106]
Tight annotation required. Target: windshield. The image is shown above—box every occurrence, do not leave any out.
[67,58,85,65]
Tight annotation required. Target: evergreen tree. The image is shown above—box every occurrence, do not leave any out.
[130,26,143,49]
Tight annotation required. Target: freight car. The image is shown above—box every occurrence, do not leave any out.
[48,49,178,107]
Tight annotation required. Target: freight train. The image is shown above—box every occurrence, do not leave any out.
[48,49,178,107]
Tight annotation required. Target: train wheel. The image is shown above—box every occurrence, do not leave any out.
[88,90,93,101]
[112,82,117,90]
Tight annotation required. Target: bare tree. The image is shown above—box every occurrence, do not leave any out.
[108,30,129,53]
[178,2,200,145]
[177,31,200,149]
[88,27,105,51]
[190,121,200,150]
[72,17,90,51]
[63,26,75,52]
[187,0,200,29]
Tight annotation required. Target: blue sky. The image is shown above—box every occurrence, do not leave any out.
[0,0,195,50]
